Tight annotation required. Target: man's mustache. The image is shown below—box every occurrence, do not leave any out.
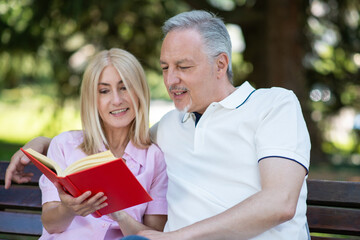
[168,86,189,92]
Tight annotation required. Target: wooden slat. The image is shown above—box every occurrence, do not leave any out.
[0,185,41,210]
[0,161,42,186]
[0,161,43,237]
[307,179,360,208]
[307,206,360,236]
[0,211,42,236]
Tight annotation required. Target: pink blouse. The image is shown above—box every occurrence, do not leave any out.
[39,131,168,239]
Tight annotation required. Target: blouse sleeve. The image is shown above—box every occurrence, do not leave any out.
[39,135,65,204]
[145,146,168,215]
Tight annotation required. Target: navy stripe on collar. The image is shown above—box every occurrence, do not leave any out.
[236,89,256,109]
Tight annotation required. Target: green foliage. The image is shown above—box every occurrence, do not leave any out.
[0,85,81,143]
[0,0,189,100]
[306,0,360,160]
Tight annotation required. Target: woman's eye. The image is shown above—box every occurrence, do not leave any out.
[99,89,109,94]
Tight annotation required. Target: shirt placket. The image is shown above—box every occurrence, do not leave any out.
[193,103,218,151]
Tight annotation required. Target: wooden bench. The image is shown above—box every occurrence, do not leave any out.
[0,161,42,239]
[307,179,360,239]
[0,160,360,239]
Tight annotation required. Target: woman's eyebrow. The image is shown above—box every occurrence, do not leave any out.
[98,80,123,86]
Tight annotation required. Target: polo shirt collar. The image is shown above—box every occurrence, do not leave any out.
[181,81,256,123]
[219,81,256,109]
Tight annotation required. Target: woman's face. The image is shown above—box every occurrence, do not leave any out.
[97,65,138,133]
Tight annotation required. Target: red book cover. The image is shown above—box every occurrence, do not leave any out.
[21,148,153,218]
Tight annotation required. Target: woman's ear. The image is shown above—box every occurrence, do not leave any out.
[216,53,229,79]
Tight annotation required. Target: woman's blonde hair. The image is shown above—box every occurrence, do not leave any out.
[79,48,151,155]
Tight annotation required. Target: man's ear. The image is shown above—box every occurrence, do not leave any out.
[216,53,229,79]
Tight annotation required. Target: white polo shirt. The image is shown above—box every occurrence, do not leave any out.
[151,81,311,240]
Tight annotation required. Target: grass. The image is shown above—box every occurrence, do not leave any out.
[0,85,81,160]
[0,140,23,160]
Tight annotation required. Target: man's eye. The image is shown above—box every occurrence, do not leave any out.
[179,66,191,70]
[161,66,168,71]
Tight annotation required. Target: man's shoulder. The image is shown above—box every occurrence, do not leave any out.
[150,109,180,144]
[253,86,297,103]
[256,86,293,96]
[158,109,182,125]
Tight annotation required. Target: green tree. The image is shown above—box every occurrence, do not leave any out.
[0,0,189,99]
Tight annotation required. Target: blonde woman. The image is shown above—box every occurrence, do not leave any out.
[38,48,167,239]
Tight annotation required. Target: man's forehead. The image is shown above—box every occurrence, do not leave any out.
[160,58,194,65]
[160,29,204,61]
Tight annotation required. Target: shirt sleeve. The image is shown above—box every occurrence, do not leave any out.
[39,135,65,204]
[255,90,311,172]
[145,146,168,215]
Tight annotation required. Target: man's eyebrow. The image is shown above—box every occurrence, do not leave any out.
[176,59,193,64]
[159,59,193,65]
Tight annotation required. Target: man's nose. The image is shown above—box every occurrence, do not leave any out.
[166,68,180,86]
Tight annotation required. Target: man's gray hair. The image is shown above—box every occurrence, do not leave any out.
[162,10,233,82]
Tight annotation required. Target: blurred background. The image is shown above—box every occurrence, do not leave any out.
[1,0,360,181]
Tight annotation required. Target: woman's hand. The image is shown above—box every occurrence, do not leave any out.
[55,182,108,217]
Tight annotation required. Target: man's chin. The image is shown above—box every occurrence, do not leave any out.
[175,103,192,113]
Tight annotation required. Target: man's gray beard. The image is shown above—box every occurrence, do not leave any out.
[177,98,192,114]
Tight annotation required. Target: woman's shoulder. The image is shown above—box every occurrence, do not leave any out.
[52,130,83,145]
[146,143,164,159]
[148,142,162,152]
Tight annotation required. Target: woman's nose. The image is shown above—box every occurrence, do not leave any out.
[112,92,122,105]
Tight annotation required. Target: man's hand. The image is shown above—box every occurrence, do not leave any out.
[5,149,33,189]
[4,136,51,189]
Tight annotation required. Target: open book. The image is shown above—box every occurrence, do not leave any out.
[21,148,152,218]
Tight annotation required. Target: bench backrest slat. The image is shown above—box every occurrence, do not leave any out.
[0,185,42,210]
[307,206,360,235]
[307,180,360,208]
[0,211,42,236]
[307,179,360,238]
